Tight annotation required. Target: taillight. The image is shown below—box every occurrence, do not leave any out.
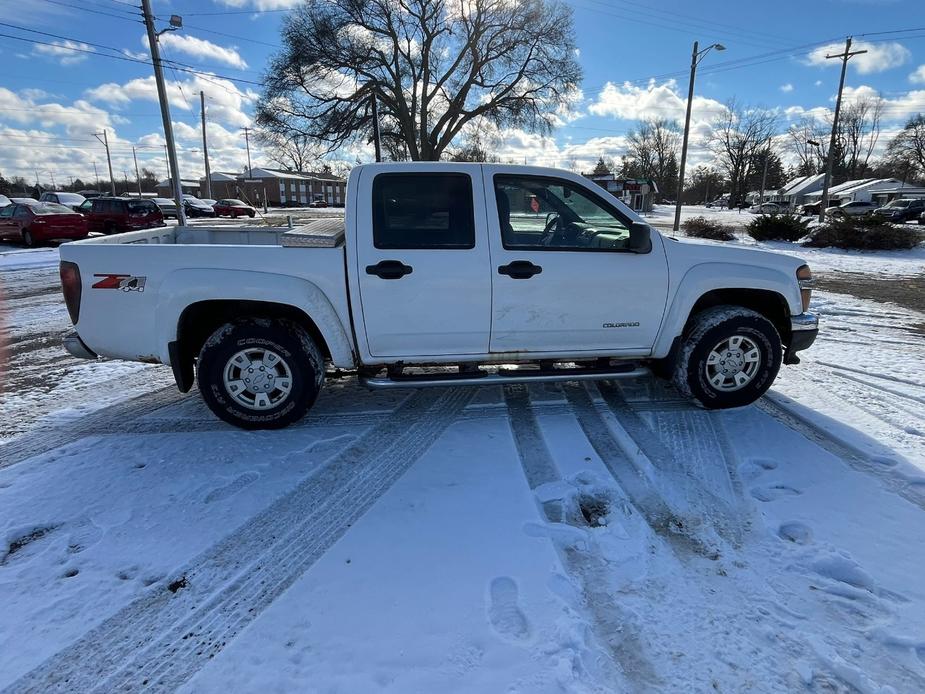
[797,265,814,312]
[60,261,81,325]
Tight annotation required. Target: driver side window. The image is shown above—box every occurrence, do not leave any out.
[494,175,631,251]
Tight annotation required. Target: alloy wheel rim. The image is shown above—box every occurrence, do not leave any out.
[705,335,761,392]
[222,348,293,410]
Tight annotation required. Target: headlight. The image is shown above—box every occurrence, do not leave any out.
[797,265,814,312]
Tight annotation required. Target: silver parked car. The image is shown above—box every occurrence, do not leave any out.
[824,200,876,218]
[152,197,179,219]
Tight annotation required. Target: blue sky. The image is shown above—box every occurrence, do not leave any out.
[1,0,923,187]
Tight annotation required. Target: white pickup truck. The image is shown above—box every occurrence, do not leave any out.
[59,163,818,429]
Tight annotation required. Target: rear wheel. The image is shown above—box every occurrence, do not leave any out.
[673,306,781,409]
[21,229,36,248]
[196,318,324,429]
[103,221,116,235]
[248,211,255,218]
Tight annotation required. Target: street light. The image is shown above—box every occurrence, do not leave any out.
[673,41,725,232]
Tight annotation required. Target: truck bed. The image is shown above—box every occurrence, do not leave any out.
[59,220,352,367]
[75,218,346,248]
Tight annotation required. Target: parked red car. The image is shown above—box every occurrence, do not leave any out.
[212,199,256,218]
[86,197,164,235]
[0,201,87,247]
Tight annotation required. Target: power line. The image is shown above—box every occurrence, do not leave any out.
[38,0,142,21]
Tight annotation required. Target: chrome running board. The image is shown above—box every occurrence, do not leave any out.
[360,366,650,390]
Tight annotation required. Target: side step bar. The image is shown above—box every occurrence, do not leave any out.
[360,365,650,390]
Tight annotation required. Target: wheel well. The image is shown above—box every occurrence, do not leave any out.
[174,300,331,389]
[685,289,791,343]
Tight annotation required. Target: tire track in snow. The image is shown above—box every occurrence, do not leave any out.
[756,395,925,514]
[0,383,190,469]
[596,381,747,544]
[502,384,660,691]
[8,388,471,694]
[561,382,722,560]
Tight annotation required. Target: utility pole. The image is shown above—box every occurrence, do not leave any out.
[49,171,56,189]
[759,142,771,208]
[370,91,382,163]
[163,145,170,178]
[132,146,143,195]
[243,126,252,174]
[94,130,116,196]
[201,90,212,200]
[674,40,725,231]
[817,36,867,223]
[93,161,100,192]
[141,1,187,224]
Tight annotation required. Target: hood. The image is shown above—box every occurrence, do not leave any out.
[661,233,807,274]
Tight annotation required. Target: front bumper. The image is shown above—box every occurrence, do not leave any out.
[64,332,98,360]
[784,313,818,364]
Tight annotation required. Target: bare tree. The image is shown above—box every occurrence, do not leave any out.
[623,118,680,196]
[708,99,778,206]
[884,114,925,180]
[838,95,883,179]
[786,115,827,176]
[258,0,581,161]
[256,130,321,171]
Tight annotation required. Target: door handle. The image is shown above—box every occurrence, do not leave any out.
[366,260,413,280]
[498,261,542,279]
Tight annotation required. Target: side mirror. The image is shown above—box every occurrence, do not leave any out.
[628,222,652,253]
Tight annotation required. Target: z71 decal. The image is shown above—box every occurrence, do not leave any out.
[92,274,147,292]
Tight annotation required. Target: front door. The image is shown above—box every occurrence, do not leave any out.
[354,166,491,358]
[0,205,16,239]
[485,169,669,355]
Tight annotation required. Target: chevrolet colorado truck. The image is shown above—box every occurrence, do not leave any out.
[59,163,818,429]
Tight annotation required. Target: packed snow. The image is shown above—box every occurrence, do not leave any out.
[0,242,923,693]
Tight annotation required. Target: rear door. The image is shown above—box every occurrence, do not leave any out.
[485,168,669,354]
[353,166,491,358]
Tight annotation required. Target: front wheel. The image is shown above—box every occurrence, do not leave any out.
[21,229,36,248]
[672,306,781,409]
[197,318,325,429]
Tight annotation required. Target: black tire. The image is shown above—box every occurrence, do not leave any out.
[103,221,116,235]
[196,318,324,430]
[248,211,255,218]
[21,229,36,248]
[672,306,781,409]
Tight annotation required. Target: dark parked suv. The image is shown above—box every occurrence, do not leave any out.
[87,197,164,235]
[873,198,925,223]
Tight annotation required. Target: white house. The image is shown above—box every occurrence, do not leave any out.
[803,178,910,205]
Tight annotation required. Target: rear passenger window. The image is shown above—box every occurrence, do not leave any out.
[372,173,474,249]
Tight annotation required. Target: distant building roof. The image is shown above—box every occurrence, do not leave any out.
[804,178,907,198]
[156,178,201,187]
[243,167,346,182]
[781,173,824,197]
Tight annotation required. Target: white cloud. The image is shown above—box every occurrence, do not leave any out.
[806,40,910,75]
[814,80,823,87]
[151,33,248,70]
[85,74,255,128]
[0,88,113,134]
[214,0,300,9]
[780,83,794,93]
[33,40,92,66]
[910,65,925,84]
[588,79,727,124]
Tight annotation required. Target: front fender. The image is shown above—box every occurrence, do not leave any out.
[154,269,356,367]
[652,262,802,357]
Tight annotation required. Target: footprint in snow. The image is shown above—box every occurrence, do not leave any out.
[778,521,812,545]
[204,471,260,504]
[488,577,530,642]
[750,485,802,502]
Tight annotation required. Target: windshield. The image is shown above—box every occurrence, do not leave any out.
[225,200,247,206]
[153,198,175,204]
[31,202,75,214]
[886,199,910,207]
[56,193,85,204]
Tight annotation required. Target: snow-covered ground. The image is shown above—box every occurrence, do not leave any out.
[1,246,924,692]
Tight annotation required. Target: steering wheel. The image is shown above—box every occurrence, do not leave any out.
[539,213,560,246]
